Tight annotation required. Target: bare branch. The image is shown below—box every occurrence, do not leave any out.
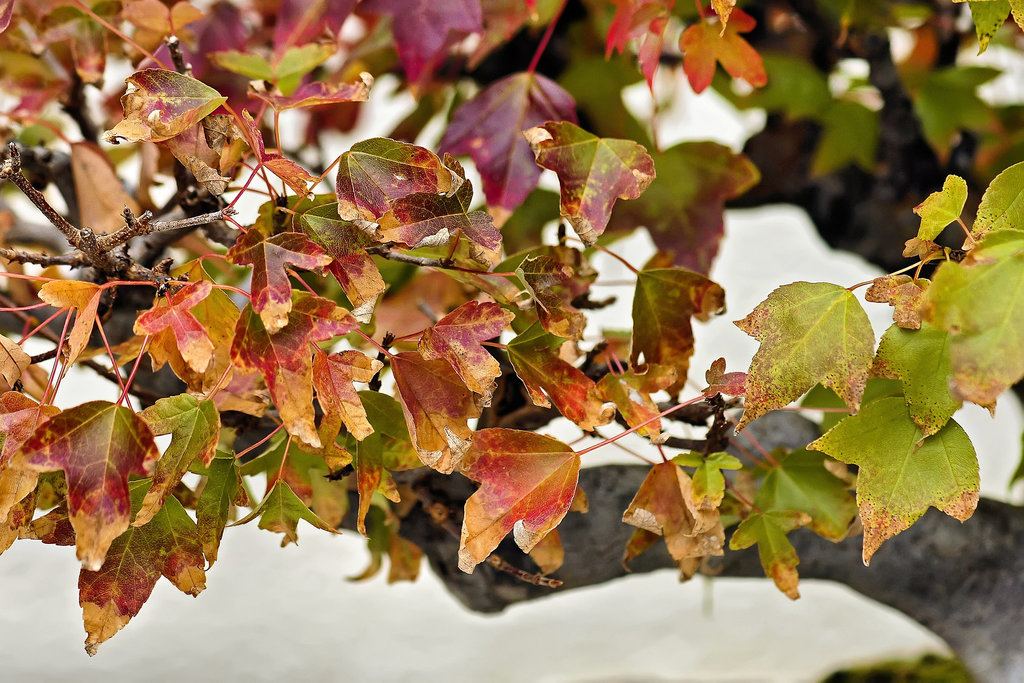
[0,143,81,248]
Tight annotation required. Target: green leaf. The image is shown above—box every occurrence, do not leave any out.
[808,397,979,565]
[914,175,968,241]
[136,394,220,526]
[800,378,902,432]
[233,480,340,546]
[810,100,879,176]
[196,451,244,567]
[735,282,875,431]
[729,510,809,599]
[872,322,960,436]
[969,0,1011,54]
[753,448,856,541]
[973,160,1024,237]
[914,66,999,152]
[672,451,742,508]
[924,231,1024,407]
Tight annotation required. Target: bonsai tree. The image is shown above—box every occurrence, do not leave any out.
[0,0,1022,677]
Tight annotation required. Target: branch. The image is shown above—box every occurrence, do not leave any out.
[0,143,81,248]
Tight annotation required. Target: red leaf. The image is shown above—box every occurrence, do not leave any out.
[390,351,484,474]
[606,0,676,88]
[103,69,227,143]
[16,401,161,571]
[598,365,677,442]
[240,110,318,197]
[360,0,483,83]
[458,429,580,573]
[442,72,576,216]
[0,0,14,34]
[525,121,655,246]
[506,323,614,431]
[250,74,372,111]
[418,301,514,399]
[518,254,588,340]
[335,137,460,222]
[702,357,746,397]
[0,392,60,522]
[79,481,206,655]
[313,349,383,443]
[273,0,355,55]
[226,227,332,333]
[134,280,215,373]
[678,7,766,94]
[231,293,358,448]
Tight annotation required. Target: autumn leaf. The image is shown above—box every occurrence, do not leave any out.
[378,156,501,264]
[79,480,206,656]
[865,275,929,330]
[752,448,857,541]
[605,0,675,88]
[702,357,746,397]
[0,489,34,556]
[441,71,577,215]
[672,451,742,509]
[350,431,402,536]
[390,351,483,473]
[272,0,355,55]
[103,68,227,144]
[159,120,233,195]
[735,282,875,431]
[134,280,215,373]
[0,334,29,389]
[37,280,103,364]
[597,366,676,443]
[525,121,655,246]
[0,392,60,521]
[608,142,759,274]
[16,401,160,571]
[360,0,482,83]
[240,110,317,197]
[729,510,810,599]
[631,267,726,393]
[809,396,979,565]
[70,141,142,234]
[226,226,332,334]
[335,137,459,222]
[518,255,587,340]
[233,479,340,546]
[972,159,1024,237]
[213,43,335,94]
[231,293,358,447]
[872,322,959,436]
[313,349,383,444]
[134,394,220,526]
[915,175,968,241]
[506,323,614,432]
[418,301,514,400]
[250,73,373,111]
[458,429,580,573]
[196,452,247,567]
[622,462,725,574]
[923,231,1024,408]
[679,8,765,93]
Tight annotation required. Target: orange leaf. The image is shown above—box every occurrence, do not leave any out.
[678,8,766,94]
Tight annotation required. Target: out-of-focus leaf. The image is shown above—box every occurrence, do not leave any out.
[678,8,766,94]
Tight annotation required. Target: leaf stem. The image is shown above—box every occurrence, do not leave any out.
[235,423,285,461]
[117,335,150,407]
[527,0,567,74]
[847,259,924,291]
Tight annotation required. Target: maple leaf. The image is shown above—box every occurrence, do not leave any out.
[0,392,60,521]
[735,282,875,431]
[506,323,615,431]
[159,119,233,195]
[196,452,247,567]
[872,322,959,436]
[272,0,355,55]
[351,431,403,536]
[213,43,335,94]
[0,334,29,389]
[70,141,143,234]
[631,267,726,393]
[809,396,979,565]
[240,110,318,197]
[728,510,810,599]
[103,68,226,144]
[622,462,726,575]
[752,448,857,541]
[299,201,386,323]
[378,156,502,264]
[226,226,332,334]
[678,7,766,94]
[914,174,968,241]
[335,137,460,222]
[702,357,746,397]
[134,280,215,373]
[123,1,204,51]
[605,0,675,88]
[134,394,220,526]
[672,451,742,509]
[0,488,34,556]
[15,401,160,571]
[418,301,513,400]
[597,366,676,443]
[79,480,206,656]
[923,231,1024,408]
[518,255,588,340]
[360,0,482,84]
[622,527,661,568]
[390,351,483,473]
[37,280,103,364]
[250,73,372,111]
[313,349,383,444]
[233,480,340,546]
[525,121,655,246]
[865,275,929,330]
[972,159,1024,237]
[458,428,580,573]
[608,142,759,274]
[441,71,577,215]
[231,293,358,448]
